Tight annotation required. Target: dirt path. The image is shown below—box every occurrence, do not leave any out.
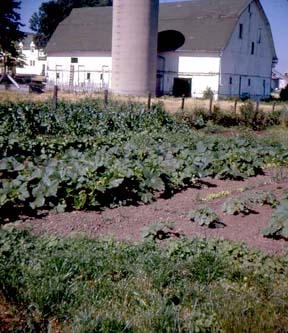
[18,168,288,255]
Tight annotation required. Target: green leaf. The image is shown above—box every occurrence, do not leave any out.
[30,195,45,209]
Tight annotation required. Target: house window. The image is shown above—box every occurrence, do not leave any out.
[30,60,35,66]
[56,73,60,79]
[71,57,78,63]
[251,42,255,55]
[87,73,91,80]
[248,78,251,86]
[239,24,243,39]
[229,77,232,85]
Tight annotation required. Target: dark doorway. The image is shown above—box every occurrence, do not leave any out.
[173,78,191,97]
[156,74,164,96]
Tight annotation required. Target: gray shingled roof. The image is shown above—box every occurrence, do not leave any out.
[20,33,35,50]
[46,0,253,54]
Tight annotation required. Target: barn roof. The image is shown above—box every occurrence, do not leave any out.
[47,0,261,55]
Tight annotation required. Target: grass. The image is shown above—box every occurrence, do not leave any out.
[1,93,288,332]
[1,88,287,113]
[0,228,287,332]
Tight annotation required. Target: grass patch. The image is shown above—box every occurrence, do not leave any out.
[0,228,287,332]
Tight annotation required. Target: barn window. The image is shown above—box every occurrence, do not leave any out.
[229,77,232,85]
[257,28,262,43]
[248,78,251,86]
[239,24,243,39]
[251,42,255,55]
[56,73,60,79]
[71,57,78,63]
[248,4,251,13]
[87,73,91,80]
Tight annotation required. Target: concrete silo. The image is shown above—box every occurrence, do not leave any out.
[111,0,159,96]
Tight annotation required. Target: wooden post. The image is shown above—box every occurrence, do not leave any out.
[234,99,238,114]
[181,94,185,110]
[53,85,58,111]
[209,95,213,115]
[104,89,109,105]
[147,93,151,111]
[256,100,259,112]
[272,101,276,112]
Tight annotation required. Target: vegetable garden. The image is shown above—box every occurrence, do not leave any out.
[0,98,288,332]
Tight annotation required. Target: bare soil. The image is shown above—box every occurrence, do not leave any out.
[17,168,288,255]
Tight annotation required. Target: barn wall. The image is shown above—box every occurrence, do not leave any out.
[157,52,220,98]
[46,52,112,90]
[220,1,274,100]
[179,56,220,98]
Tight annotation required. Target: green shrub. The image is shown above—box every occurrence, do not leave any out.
[203,86,214,99]
[188,205,224,228]
[262,198,288,240]
[280,84,288,101]
[222,191,278,215]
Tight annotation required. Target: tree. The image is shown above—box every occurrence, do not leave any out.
[280,84,288,101]
[30,0,112,48]
[0,0,26,81]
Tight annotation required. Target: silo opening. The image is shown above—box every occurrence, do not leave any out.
[157,30,185,52]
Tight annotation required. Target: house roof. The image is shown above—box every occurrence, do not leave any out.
[47,0,263,55]
[20,33,35,50]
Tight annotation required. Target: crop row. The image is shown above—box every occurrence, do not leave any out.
[1,100,288,221]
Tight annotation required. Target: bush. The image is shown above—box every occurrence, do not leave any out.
[203,86,214,99]
[239,100,270,130]
[280,84,288,101]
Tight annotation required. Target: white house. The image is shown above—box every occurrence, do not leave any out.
[46,0,277,99]
[16,33,47,80]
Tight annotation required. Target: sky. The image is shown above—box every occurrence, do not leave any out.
[19,0,288,73]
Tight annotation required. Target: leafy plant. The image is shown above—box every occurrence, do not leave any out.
[222,191,278,215]
[280,84,288,101]
[203,87,214,99]
[188,205,224,228]
[262,198,288,240]
[142,221,182,241]
[0,99,287,221]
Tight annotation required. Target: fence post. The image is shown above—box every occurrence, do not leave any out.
[255,101,259,112]
[181,94,185,110]
[272,101,276,112]
[53,85,58,111]
[147,93,151,111]
[234,99,238,114]
[209,95,213,115]
[104,89,109,105]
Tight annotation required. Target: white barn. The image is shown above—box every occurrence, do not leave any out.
[46,0,277,99]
